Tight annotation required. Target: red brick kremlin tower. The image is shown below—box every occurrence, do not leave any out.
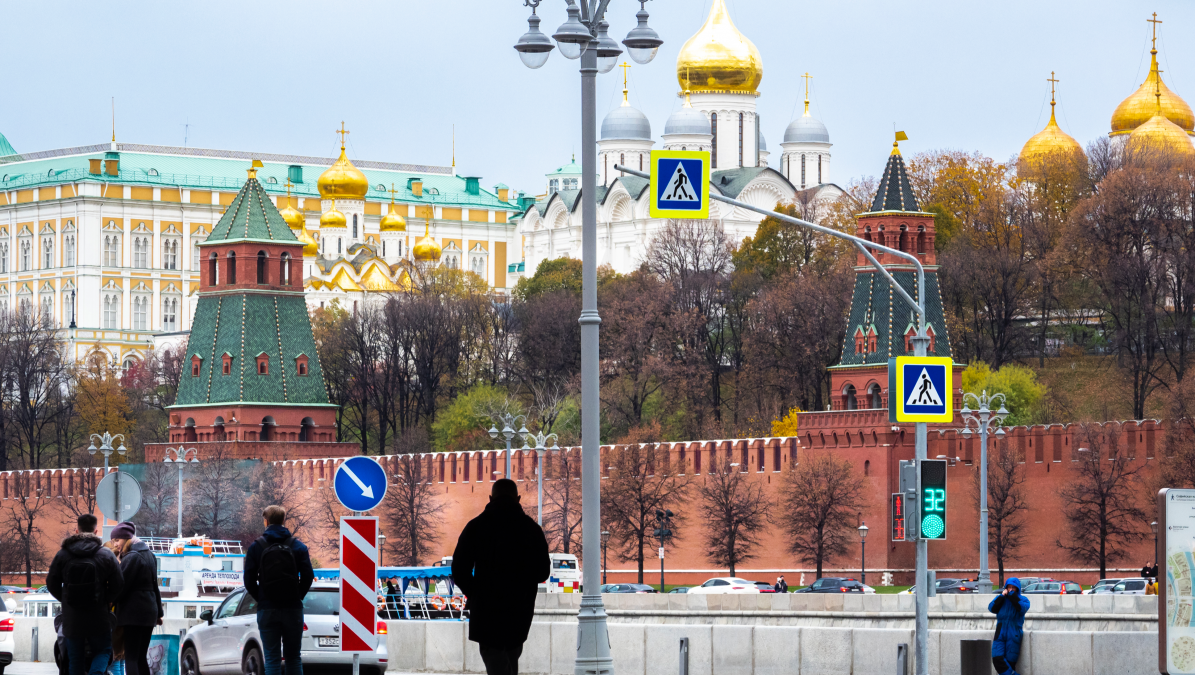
[151,163,356,461]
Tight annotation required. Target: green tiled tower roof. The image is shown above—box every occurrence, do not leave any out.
[869,151,920,213]
[203,173,300,244]
[832,269,953,368]
[173,174,331,409]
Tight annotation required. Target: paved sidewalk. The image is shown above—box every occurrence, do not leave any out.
[6,663,57,675]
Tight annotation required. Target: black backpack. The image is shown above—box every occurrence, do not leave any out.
[257,536,300,603]
[62,554,101,608]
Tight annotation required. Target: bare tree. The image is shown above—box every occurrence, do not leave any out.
[311,486,349,565]
[972,442,1028,585]
[1,470,52,586]
[58,450,101,523]
[183,445,247,540]
[540,448,583,555]
[779,452,865,579]
[134,461,179,538]
[697,456,772,576]
[382,455,444,566]
[240,462,311,543]
[601,443,690,582]
[1057,423,1149,579]
[6,309,74,469]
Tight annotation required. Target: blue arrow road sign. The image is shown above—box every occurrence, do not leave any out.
[334,456,388,512]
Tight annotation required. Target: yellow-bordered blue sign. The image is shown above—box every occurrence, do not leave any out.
[888,356,953,423]
[649,150,710,219]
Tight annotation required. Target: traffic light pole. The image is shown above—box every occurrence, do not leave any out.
[614,162,930,675]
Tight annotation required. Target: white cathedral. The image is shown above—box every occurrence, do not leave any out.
[517,0,842,276]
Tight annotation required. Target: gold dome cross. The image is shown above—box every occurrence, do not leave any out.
[336,122,350,149]
[1149,12,1162,50]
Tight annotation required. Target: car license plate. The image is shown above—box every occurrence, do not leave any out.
[317,637,339,647]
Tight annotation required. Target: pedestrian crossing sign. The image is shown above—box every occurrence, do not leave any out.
[890,356,954,423]
[649,150,710,219]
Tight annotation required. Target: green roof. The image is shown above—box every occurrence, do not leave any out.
[831,269,953,368]
[205,175,298,244]
[0,133,15,158]
[0,142,519,211]
[175,293,331,407]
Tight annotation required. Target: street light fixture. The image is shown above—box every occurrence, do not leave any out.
[89,430,129,525]
[378,531,386,567]
[514,2,555,69]
[959,390,1008,594]
[592,20,623,74]
[530,431,560,525]
[512,3,662,673]
[1152,520,1159,572]
[163,446,199,539]
[488,413,529,478]
[858,522,869,585]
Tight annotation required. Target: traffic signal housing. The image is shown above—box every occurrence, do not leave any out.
[918,459,947,540]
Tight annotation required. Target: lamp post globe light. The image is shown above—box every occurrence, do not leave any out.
[512,3,661,673]
[89,430,129,525]
[959,390,1008,594]
[163,447,199,539]
[858,522,868,585]
[531,431,561,526]
[488,413,530,479]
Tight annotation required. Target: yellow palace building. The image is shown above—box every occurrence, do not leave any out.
[0,128,525,365]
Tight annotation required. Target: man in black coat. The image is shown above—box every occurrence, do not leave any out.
[47,514,124,675]
[452,479,550,675]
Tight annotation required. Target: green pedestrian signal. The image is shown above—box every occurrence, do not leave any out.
[919,459,947,540]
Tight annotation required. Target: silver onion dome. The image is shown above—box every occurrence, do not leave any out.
[664,107,711,136]
[784,115,830,144]
[601,105,652,141]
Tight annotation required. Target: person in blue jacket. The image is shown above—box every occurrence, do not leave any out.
[987,578,1030,675]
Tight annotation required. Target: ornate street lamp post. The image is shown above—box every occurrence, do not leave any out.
[512,4,662,674]
[530,431,561,525]
[163,447,199,538]
[89,431,128,524]
[858,522,869,585]
[959,390,1008,594]
[601,530,611,584]
[488,413,529,479]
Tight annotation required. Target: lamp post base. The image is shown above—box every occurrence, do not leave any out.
[575,594,614,675]
[976,577,993,594]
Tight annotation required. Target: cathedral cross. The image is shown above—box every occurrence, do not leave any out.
[336,122,350,149]
[620,62,631,104]
[1047,72,1059,107]
[801,72,812,114]
[389,183,400,203]
[1149,12,1162,50]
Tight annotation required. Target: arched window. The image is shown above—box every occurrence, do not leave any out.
[65,235,75,267]
[899,225,908,253]
[619,153,625,177]
[280,253,291,286]
[103,234,119,266]
[102,294,119,329]
[42,238,53,268]
[64,291,74,325]
[352,214,358,239]
[0,243,9,273]
[868,383,882,409]
[192,241,201,270]
[338,238,342,254]
[40,293,52,320]
[20,240,30,271]
[133,296,148,331]
[227,251,237,284]
[710,112,718,168]
[844,384,857,411]
[208,252,219,285]
[133,237,148,268]
[257,251,267,284]
[738,112,744,167]
[163,239,178,270]
[801,155,806,189]
[917,225,926,255]
[818,155,823,184]
[163,297,178,331]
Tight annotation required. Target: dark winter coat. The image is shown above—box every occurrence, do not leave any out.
[113,539,163,627]
[988,578,1030,663]
[244,525,315,610]
[46,533,124,639]
[452,498,550,647]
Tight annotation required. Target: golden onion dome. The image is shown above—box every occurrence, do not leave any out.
[676,0,762,95]
[380,202,407,232]
[1111,48,1194,136]
[1021,105,1084,164]
[412,220,442,262]
[1127,111,1195,158]
[317,145,370,200]
[297,227,320,257]
[320,200,347,229]
[278,198,306,230]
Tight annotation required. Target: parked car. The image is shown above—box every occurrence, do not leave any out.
[182,582,389,675]
[793,577,866,593]
[1086,579,1123,594]
[1111,578,1149,595]
[751,581,777,594]
[1022,581,1080,594]
[0,607,13,675]
[688,578,762,594]
[602,584,657,594]
[934,578,978,594]
[668,587,691,594]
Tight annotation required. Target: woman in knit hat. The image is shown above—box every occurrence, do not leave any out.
[109,522,163,675]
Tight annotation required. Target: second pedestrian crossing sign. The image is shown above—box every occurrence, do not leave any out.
[889,356,954,423]
[649,150,710,219]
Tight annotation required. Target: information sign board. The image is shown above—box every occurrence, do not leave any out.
[1161,488,1195,674]
[649,150,710,219]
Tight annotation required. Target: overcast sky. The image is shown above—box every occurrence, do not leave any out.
[2,1,1193,196]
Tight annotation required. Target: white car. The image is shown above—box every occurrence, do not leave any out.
[181,583,388,675]
[1110,578,1150,595]
[687,577,761,594]
[1085,579,1123,594]
[0,608,13,675]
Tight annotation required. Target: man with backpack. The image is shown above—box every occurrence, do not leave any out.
[245,505,314,675]
[47,514,124,675]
